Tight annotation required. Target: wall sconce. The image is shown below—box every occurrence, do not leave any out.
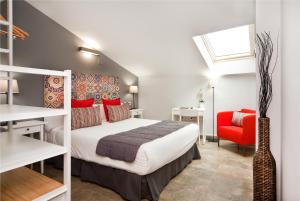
[78,47,100,56]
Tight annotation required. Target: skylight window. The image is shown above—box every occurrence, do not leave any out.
[197,25,255,63]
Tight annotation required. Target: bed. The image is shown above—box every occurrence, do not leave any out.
[45,107,200,201]
[43,73,201,200]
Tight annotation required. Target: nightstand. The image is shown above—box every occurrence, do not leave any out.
[0,120,46,173]
[130,109,144,118]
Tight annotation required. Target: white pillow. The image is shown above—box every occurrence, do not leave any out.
[44,116,64,132]
[232,111,251,127]
[93,104,107,122]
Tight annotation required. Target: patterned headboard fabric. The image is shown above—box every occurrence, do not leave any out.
[44,72,120,108]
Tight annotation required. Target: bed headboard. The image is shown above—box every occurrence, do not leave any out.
[44,72,120,108]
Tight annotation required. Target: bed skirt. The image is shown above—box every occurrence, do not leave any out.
[49,143,200,201]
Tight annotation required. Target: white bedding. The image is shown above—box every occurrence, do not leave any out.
[46,118,199,175]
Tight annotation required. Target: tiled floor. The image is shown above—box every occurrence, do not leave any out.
[45,141,254,201]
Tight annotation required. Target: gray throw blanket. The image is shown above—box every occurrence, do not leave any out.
[96,120,190,162]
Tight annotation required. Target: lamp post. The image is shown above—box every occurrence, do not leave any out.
[209,79,217,142]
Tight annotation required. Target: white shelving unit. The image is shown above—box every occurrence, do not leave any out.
[0,133,67,173]
[0,105,67,122]
[1,1,71,200]
[0,64,71,201]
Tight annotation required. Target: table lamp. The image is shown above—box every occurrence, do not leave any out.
[129,85,138,109]
[0,79,20,94]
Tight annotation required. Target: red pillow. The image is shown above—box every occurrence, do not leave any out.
[71,98,94,108]
[102,98,121,121]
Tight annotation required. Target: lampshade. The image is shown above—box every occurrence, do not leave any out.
[209,79,217,88]
[0,79,20,94]
[129,85,138,94]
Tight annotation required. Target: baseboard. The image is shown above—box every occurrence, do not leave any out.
[207,136,219,142]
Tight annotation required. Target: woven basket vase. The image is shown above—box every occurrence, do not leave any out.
[253,117,277,201]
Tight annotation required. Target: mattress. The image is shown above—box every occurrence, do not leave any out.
[46,118,199,175]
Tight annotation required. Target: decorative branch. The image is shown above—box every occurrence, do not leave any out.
[256,32,278,118]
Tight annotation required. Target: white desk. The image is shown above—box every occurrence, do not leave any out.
[172,107,206,144]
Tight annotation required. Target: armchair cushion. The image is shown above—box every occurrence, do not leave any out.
[218,126,243,143]
[232,111,252,127]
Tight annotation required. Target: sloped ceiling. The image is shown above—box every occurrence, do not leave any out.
[27,0,255,77]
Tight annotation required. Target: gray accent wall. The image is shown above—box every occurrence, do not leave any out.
[1,0,138,106]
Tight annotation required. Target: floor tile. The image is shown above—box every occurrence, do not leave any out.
[45,140,254,201]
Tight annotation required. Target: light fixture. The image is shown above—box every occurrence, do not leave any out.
[0,79,19,94]
[129,85,138,109]
[209,78,217,142]
[209,79,217,88]
[82,37,101,50]
[78,47,100,56]
[129,85,138,94]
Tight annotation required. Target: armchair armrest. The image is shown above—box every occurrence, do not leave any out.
[242,114,256,144]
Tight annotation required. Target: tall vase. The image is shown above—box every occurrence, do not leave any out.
[253,117,277,201]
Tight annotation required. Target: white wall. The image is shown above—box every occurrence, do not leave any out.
[139,75,207,120]
[281,1,300,200]
[139,73,256,136]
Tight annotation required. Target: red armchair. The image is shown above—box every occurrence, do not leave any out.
[217,109,256,147]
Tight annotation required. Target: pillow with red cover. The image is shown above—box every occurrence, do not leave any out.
[71,98,94,108]
[102,98,121,121]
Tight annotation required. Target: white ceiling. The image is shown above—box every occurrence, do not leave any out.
[27,0,255,77]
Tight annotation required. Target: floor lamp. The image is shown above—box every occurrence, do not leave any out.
[209,79,217,142]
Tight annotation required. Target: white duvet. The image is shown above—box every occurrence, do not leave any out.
[46,118,199,175]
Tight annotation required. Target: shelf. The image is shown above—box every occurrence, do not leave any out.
[0,64,69,76]
[0,134,67,173]
[1,167,66,201]
[0,104,67,122]
[0,76,11,80]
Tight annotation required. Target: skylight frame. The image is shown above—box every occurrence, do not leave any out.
[201,24,255,63]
